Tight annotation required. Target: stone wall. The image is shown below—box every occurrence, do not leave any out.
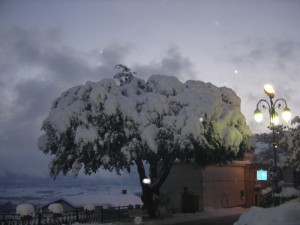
[203,165,245,208]
[160,163,204,213]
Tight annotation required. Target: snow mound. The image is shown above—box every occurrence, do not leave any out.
[276,187,300,198]
[234,199,300,225]
[16,204,35,217]
[48,203,64,214]
[84,204,96,211]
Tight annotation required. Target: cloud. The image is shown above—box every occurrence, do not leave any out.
[133,46,198,81]
[99,44,132,68]
[225,37,300,78]
[0,27,120,176]
[0,27,199,177]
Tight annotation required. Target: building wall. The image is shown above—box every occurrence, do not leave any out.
[160,163,203,213]
[161,153,273,212]
[203,165,245,208]
[282,168,295,187]
[244,164,255,207]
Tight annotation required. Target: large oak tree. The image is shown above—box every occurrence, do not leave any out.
[38,67,252,217]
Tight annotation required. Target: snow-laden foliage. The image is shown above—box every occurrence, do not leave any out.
[275,187,300,198]
[280,116,300,172]
[16,204,35,217]
[38,75,251,177]
[38,73,252,217]
[113,64,135,86]
[253,125,288,167]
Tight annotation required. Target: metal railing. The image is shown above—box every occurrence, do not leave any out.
[0,205,139,225]
[260,191,273,208]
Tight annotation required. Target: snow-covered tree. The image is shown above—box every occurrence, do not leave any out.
[254,127,284,188]
[113,64,135,86]
[255,117,300,188]
[254,125,286,166]
[280,116,300,172]
[38,72,252,217]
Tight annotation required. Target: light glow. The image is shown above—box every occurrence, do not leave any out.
[142,178,151,184]
[282,107,292,123]
[254,109,263,122]
[257,170,267,181]
[264,84,275,98]
[271,112,279,125]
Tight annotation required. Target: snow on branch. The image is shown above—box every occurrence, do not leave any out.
[39,74,252,177]
[113,64,135,86]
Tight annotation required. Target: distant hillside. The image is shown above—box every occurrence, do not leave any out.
[0,172,141,207]
[0,171,140,188]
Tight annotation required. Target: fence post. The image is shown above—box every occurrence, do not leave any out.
[38,212,42,225]
[101,207,104,224]
[118,206,121,221]
[76,209,79,222]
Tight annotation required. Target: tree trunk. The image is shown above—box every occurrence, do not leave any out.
[135,154,175,218]
[141,184,159,218]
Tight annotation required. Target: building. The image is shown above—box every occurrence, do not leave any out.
[161,152,272,213]
[41,192,143,213]
[41,198,77,213]
[160,163,204,213]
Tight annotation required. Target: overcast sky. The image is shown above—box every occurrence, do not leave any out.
[0,0,299,178]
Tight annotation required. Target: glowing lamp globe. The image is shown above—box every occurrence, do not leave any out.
[254,109,263,123]
[264,84,275,98]
[282,107,292,123]
[142,178,151,184]
[271,112,279,125]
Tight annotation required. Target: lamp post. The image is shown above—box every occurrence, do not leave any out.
[254,84,291,206]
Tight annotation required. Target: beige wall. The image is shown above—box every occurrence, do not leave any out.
[161,162,253,212]
[161,163,203,213]
[203,165,245,208]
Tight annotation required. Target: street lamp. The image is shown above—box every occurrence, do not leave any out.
[254,84,291,206]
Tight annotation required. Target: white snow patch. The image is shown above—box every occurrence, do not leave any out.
[63,193,142,208]
[141,124,159,153]
[84,204,96,211]
[276,187,300,198]
[16,204,35,217]
[48,203,64,214]
[75,125,98,144]
[234,199,300,225]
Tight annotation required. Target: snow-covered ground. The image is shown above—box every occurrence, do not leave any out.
[74,207,248,225]
[70,199,300,225]
[234,198,300,225]
[71,207,247,225]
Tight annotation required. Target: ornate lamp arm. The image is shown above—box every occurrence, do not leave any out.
[273,98,288,110]
[256,99,272,114]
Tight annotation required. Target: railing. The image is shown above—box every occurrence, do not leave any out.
[0,205,139,225]
[260,191,273,208]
